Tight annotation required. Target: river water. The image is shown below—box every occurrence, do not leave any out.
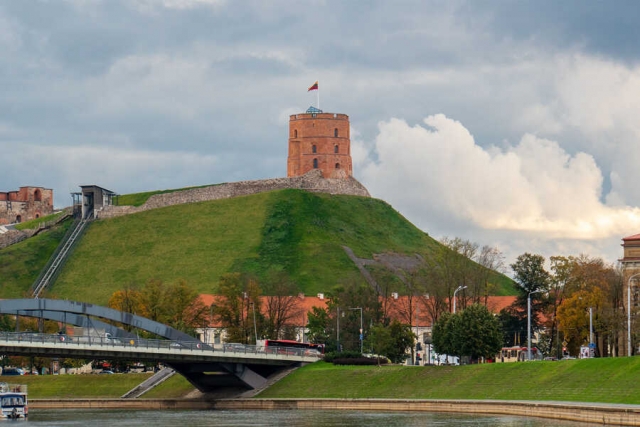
[24,409,606,426]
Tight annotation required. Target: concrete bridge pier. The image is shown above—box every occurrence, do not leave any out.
[169,361,300,393]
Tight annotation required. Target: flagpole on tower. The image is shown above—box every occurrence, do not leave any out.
[307,80,320,109]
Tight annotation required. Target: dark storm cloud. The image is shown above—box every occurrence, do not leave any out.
[462,0,640,62]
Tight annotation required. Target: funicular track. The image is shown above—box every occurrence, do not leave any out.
[30,210,92,298]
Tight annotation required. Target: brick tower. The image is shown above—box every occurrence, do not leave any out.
[287,107,352,178]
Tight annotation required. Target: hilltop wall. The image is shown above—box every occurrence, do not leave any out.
[98,170,371,219]
[0,186,54,225]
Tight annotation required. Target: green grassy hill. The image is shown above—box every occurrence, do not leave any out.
[0,218,73,298]
[1,188,515,304]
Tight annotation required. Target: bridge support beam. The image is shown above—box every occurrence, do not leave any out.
[222,363,268,390]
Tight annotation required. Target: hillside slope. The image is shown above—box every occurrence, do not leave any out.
[1,189,515,305]
[0,218,73,298]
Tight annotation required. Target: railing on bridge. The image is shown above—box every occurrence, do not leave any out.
[0,332,324,359]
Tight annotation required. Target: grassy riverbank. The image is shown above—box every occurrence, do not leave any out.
[10,373,194,399]
[258,358,640,404]
[17,357,640,404]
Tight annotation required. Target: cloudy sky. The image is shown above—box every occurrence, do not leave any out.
[2,0,640,271]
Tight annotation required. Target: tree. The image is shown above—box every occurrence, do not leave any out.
[510,253,551,334]
[366,323,393,364]
[433,304,502,362]
[262,279,303,340]
[511,253,550,296]
[497,306,526,347]
[139,278,168,322]
[365,320,414,364]
[475,244,505,304]
[164,279,208,335]
[557,289,594,355]
[108,278,207,336]
[457,304,503,361]
[108,283,144,329]
[326,278,381,352]
[432,311,457,357]
[387,320,416,363]
[212,273,263,344]
[547,256,574,359]
[306,306,334,349]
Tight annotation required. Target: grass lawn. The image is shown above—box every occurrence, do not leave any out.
[14,357,640,404]
[13,373,153,398]
[141,374,195,399]
[0,219,73,298]
[14,211,67,231]
[258,358,640,404]
[7,373,192,399]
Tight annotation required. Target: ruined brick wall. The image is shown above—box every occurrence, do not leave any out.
[287,112,352,179]
[0,187,53,225]
[98,170,371,219]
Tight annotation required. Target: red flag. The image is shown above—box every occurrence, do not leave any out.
[308,81,318,91]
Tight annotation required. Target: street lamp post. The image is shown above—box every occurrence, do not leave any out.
[628,273,640,356]
[250,302,258,345]
[208,304,216,345]
[528,290,542,361]
[453,285,467,313]
[349,307,363,354]
[336,307,341,352]
[589,307,593,348]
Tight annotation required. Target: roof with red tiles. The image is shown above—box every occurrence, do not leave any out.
[198,294,516,328]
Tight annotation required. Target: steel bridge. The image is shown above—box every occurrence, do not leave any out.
[0,299,319,393]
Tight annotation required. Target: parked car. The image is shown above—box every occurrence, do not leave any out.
[99,370,114,374]
[224,343,247,352]
[1,368,24,376]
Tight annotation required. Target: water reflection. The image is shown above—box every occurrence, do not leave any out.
[26,409,607,427]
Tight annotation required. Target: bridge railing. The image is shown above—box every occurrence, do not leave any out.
[0,332,324,359]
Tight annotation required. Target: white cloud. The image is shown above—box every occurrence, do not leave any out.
[358,113,640,264]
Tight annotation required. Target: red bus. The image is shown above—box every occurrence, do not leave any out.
[263,340,324,356]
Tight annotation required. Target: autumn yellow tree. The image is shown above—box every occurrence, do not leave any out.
[107,283,144,318]
[557,288,605,356]
[164,279,209,335]
[108,278,208,336]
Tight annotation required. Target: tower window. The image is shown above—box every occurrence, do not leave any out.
[334,128,339,137]
[34,189,42,201]
[294,129,298,138]
[334,145,339,153]
[312,145,317,153]
[313,158,318,169]
[335,163,340,169]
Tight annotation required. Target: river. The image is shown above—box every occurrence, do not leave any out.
[24,409,608,426]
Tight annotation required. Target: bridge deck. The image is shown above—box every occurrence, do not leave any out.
[0,332,322,365]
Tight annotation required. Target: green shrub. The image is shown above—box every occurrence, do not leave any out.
[324,351,388,365]
[323,350,362,363]
[332,357,388,366]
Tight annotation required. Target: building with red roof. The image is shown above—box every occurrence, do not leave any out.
[196,293,516,354]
